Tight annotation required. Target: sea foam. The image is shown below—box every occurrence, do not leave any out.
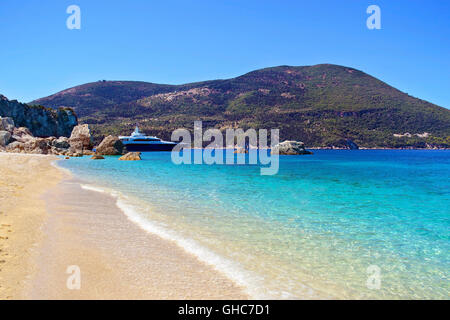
[80,183,273,299]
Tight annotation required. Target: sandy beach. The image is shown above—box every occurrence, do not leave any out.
[0,153,63,299]
[0,153,247,299]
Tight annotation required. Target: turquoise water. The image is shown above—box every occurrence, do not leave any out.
[58,150,449,299]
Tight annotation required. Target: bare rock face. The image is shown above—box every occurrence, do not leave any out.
[271,140,313,155]
[0,130,11,147]
[0,96,78,154]
[0,117,15,132]
[118,152,141,161]
[0,95,77,137]
[69,124,93,153]
[95,135,124,155]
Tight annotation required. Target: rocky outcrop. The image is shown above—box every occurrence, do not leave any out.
[95,135,124,155]
[25,138,50,154]
[11,127,34,143]
[271,140,313,155]
[0,131,11,147]
[119,152,141,161]
[0,117,15,147]
[69,124,93,153]
[0,114,90,155]
[3,126,71,155]
[6,141,24,153]
[52,136,70,149]
[6,137,49,154]
[91,155,105,160]
[0,98,79,155]
[0,95,77,137]
[8,127,54,154]
[0,117,15,132]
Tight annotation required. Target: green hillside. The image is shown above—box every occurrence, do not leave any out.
[32,64,450,148]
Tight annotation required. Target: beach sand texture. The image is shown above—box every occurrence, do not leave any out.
[0,154,247,299]
[0,154,62,299]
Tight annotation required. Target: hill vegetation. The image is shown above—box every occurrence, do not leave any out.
[32,64,450,148]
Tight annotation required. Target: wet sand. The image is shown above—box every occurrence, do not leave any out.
[0,153,247,299]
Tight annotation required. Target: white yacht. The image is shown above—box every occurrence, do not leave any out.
[119,126,177,151]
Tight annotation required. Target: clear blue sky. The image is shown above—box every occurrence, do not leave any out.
[1,0,449,107]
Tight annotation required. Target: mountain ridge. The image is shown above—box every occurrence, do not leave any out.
[31,64,450,148]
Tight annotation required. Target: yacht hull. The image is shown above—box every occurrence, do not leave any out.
[124,143,177,152]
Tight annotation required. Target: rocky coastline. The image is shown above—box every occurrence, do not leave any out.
[0,116,94,156]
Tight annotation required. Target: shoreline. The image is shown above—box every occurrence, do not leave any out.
[3,150,447,299]
[78,182,270,299]
[0,153,248,299]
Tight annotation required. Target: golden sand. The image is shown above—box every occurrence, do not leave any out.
[0,153,63,299]
[0,153,247,299]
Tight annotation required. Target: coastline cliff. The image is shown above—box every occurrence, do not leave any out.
[0,94,77,138]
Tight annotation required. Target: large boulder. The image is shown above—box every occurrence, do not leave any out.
[52,136,70,149]
[119,152,141,161]
[0,130,11,147]
[0,117,15,132]
[271,140,313,155]
[6,136,53,155]
[95,135,124,155]
[12,127,34,143]
[69,124,93,153]
[23,138,49,154]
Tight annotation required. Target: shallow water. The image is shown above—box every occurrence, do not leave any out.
[58,150,450,299]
